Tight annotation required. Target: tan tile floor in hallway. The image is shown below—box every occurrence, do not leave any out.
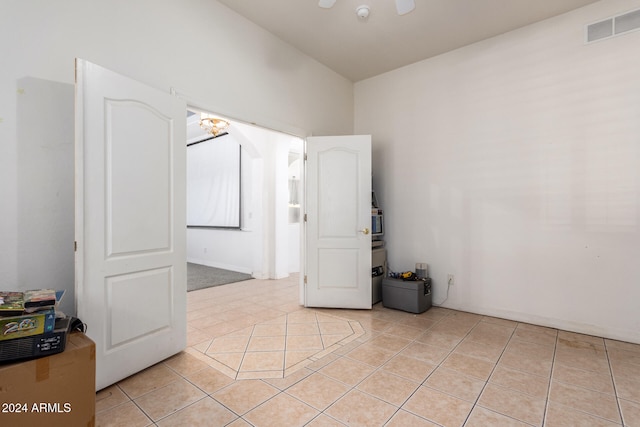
[96,275,640,426]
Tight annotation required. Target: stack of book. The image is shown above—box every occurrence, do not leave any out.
[0,289,59,342]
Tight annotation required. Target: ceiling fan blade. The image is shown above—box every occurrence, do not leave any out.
[395,0,415,15]
[318,0,337,9]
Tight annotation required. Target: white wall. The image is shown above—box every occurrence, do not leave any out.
[16,77,75,317]
[0,1,352,300]
[355,0,640,343]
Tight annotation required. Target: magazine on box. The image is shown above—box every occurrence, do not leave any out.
[0,292,25,317]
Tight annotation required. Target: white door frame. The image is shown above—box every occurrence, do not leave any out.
[167,90,372,308]
[176,92,307,281]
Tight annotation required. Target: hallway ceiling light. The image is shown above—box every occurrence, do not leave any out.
[199,114,230,137]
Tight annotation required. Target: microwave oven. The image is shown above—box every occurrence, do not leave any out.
[371,211,384,236]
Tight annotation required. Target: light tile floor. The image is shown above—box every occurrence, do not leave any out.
[96,275,640,426]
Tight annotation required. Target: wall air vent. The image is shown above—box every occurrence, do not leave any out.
[586,8,640,43]
[587,19,613,42]
[614,9,640,34]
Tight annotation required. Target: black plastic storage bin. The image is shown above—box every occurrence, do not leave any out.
[382,277,432,314]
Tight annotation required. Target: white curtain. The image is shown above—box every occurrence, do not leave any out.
[187,136,240,227]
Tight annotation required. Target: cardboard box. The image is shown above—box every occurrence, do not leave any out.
[0,332,96,427]
[0,309,55,341]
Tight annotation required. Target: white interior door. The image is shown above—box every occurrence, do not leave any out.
[305,135,372,309]
[75,59,187,390]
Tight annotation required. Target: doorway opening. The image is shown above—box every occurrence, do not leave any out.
[185,108,303,292]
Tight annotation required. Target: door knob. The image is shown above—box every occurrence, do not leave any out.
[359,228,370,235]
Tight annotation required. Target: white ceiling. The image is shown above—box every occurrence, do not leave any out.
[216,0,600,82]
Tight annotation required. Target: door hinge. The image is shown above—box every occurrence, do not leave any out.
[74,241,77,252]
[304,275,307,284]
[304,213,307,222]
[304,153,307,161]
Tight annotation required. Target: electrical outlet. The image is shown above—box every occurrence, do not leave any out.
[447,274,455,286]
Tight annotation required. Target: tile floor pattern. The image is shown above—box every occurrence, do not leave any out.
[96,275,640,426]
[196,309,365,380]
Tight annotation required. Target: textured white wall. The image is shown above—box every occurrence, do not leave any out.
[0,0,352,292]
[355,0,640,343]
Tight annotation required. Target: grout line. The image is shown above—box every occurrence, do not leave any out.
[458,318,518,426]
[382,313,466,423]
[130,395,155,424]
[359,309,468,425]
[281,312,291,376]
[540,328,559,426]
[604,339,625,426]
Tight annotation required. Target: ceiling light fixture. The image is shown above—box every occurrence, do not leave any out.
[319,0,414,16]
[199,114,230,137]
